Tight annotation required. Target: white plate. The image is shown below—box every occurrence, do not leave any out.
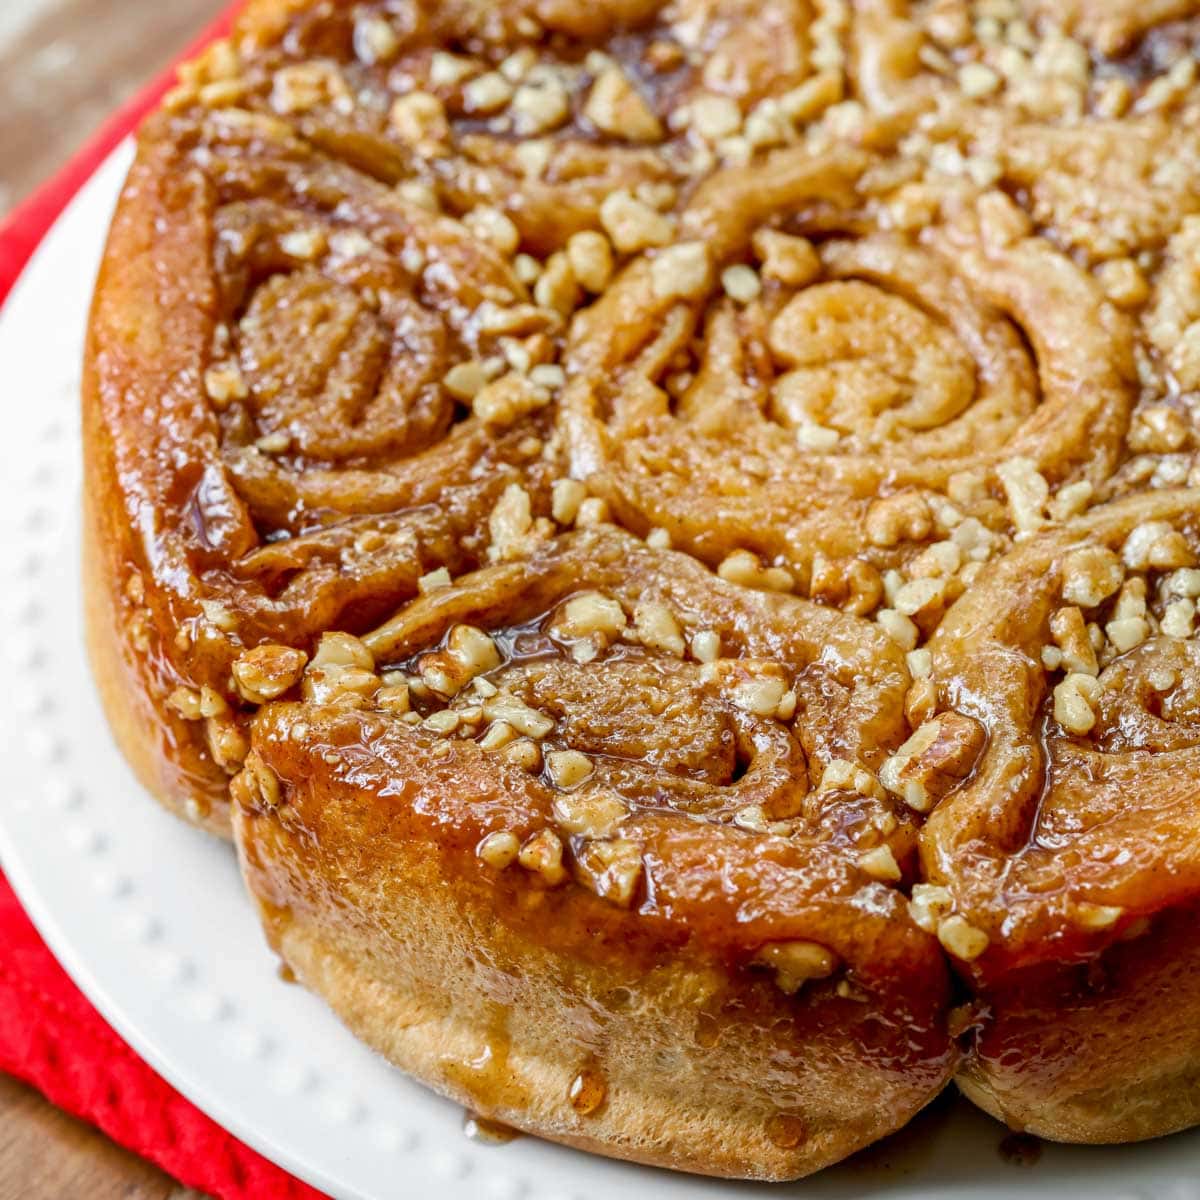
[0,141,1198,1200]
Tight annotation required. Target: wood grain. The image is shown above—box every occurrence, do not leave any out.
[0,1073,205,1199]
[0,7,221,1195]
[0,0,221,216]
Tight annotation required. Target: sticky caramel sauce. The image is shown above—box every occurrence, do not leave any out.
[567,1065,608,1116]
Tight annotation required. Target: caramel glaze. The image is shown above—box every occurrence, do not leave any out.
[923,491,1200,985]
[85,0,1200,1177]
[231,0,819,253]
[83,98,558,824]
[235,704,957,1159]
[231,527,958,1172]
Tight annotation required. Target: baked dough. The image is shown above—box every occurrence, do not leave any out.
[83,0,1200,1178]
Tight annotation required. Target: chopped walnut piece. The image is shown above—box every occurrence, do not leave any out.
[206,715,248,772]
[717,549,793,593]
[238,750,281,808]
[751,230,820,287]
[200,602,237,634]
[1048,606,1098,676]
[690,93,743,141]
[428,51,477,85]
[302,632,378,705]
[936,915,989,961]
[959,62,1001,98]
[575,497,611,527]
[483,695,554,740]
[1053,672,1101,735]
[472,372,551,426]
[232,644,308,703]
[753,941,837,995]
[997,457,1049,535]
[423,709,460,735]
[1105,615,1149,654]
[866,493,932,548]
[532,253,579,318]
[1061,545,1124,608]
[487,483,535,562]
[551,478,587,525]
[721,264,762,304]
[511,70,571,135]
[443,361,488,401]
[464,206,520,256]
[599,191,675,253]
[577,837,643,906]
[858,845,902,883]
[1096,258,1149,309]
[691,629,721,663]
[546,749,594,790]
[477,830,520,870]
[1075,901,1124,931]
[255,432,290,454]
[167,686,203,721]
[554,592,627,644]
[566,231,614,293]
[879,714,985,814]
[1129,405,1189,454]
[376,684,410,715]
[278,228,325,261]
[389,91,448,148]
[463,71,513,114]
[730,676,789,718]
[907,648,933,679]
[504,738,544,772]
[650,242,712,300]
[204,362,248,408]
[876,609,918,651]
[632,601,685,656]
[1162,598,1196,639]
[418,566,452,594]
[894,577,947,618]
[904,678,938,728]
[518,829,568,885]
[585,65,664,142]
[1123,521,1195,571]
[818,758,885,801]
[419,625,501,697]
[1164,568,1200,599]
[907,883,953,934]
[479,719,517,751]
[553,789,625,837]
[353,13,399,64]
[270,62,349,114]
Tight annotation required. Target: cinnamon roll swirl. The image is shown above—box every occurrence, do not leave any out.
[83,0,1200,1181]
[234,527,957,1177]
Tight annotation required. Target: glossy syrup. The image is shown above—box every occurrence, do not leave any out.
[568,1066,608,1116]
[462,1112,520,1145]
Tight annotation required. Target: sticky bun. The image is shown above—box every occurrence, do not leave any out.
[84,0,1200,1178]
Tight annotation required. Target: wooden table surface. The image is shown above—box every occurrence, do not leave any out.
[1,7,223,1195]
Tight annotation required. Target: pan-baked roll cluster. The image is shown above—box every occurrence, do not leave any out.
[83,0,1200,1181]
[235,528,958,1175]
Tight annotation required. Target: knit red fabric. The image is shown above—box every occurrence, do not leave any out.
[0,875,327,1198]
[0,6,326,1196]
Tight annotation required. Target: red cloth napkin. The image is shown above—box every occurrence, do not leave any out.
[0,6,326,1197]
[0,876,326,1199]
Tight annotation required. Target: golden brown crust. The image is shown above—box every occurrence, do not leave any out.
[958,903,1200,1143]
[83,0,1200,1179]
[82,218,233,834]
[244,883,942,1180]
[233,686,957,1180]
